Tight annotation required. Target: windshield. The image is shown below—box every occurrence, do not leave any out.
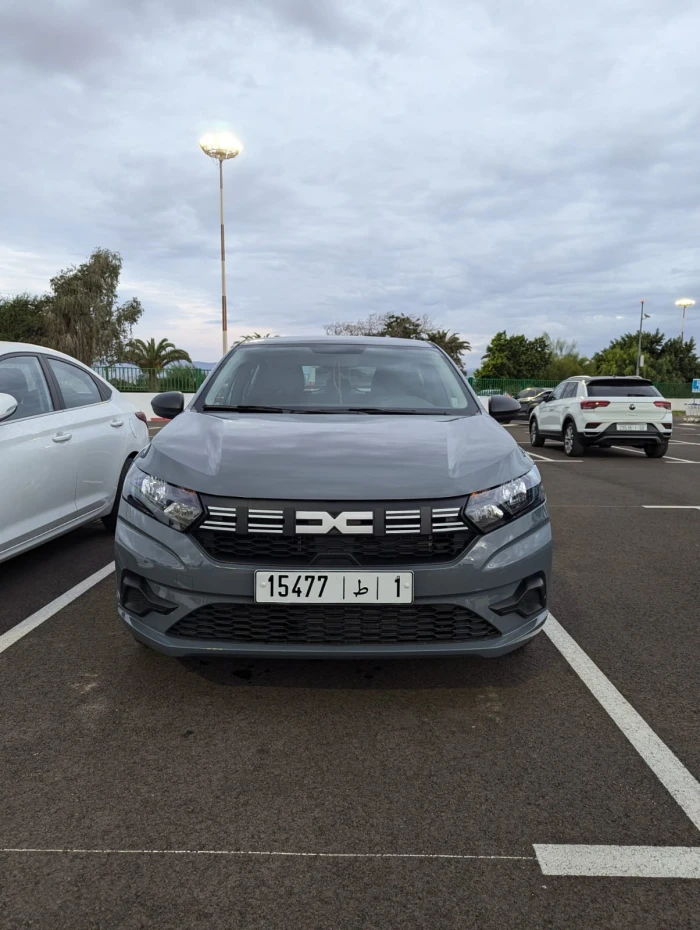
[201,343,479,414]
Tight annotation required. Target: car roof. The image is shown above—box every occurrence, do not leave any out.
[0,340,82,363]
[564,375,651,383]
[236,335,438,348]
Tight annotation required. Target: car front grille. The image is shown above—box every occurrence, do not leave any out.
[191,530,476,566]
[167,603,500,644]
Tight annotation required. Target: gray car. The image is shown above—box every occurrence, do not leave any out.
[115,337,552,658]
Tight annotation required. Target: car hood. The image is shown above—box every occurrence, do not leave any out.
[142,411,533,501]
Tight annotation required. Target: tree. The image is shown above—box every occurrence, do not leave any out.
[324,312,470,370]
[45,248,143,365]
[238,332,275,342]
[123,338,192,390]
[0,294,49,344]
[591,329,697,381]
[475,331,552,379]
[542,332,592,381]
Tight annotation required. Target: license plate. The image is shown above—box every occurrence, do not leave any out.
[617,423,646,431]
[255,571,413,604]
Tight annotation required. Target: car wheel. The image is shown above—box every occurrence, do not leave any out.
[102,456,134,533]
[644,441,668,458]
[563,420,585,457]
[529,417,545,447]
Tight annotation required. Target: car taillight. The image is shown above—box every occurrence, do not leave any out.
[654,401,672,410]
[134,411,148,424]
[580,400,610,410]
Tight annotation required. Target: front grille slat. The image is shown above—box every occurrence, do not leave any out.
[168,603,500,644]
[191,530,475,566]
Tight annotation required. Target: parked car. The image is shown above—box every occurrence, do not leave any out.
[529,375,672,457]
[115,336,551,659]
[515,386,553,418]
[0,342,150,563]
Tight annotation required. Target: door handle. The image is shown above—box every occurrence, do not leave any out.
[52,431,73,443]
[110,418,125,428]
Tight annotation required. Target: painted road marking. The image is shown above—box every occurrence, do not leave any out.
[610,446,699,463]
[0,847,534,861]
[522,448,581,463]
[0,563,115,656]
[544,613,700,832]
[534,845,700,879]
[642,505,700,510]
[670,440,700,446]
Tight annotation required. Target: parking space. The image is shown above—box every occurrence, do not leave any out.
[1,424,699,929]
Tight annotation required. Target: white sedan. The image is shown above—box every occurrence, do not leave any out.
[0,341,150,563]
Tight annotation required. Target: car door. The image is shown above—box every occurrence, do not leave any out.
[538,381,567,431]
[0,354,79,559]
[550,381,578,433]
[45,356,127,517]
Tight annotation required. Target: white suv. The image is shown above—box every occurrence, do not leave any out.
[529,376,672,457]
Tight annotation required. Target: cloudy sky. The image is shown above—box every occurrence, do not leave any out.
[1,0,699,364]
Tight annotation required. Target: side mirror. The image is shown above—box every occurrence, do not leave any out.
[0,393,18,422]
[488,394,521,423]
[541,391,554,402]
[152,391,185,420]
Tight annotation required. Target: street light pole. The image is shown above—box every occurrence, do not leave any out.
[635,299,645,376]
[675,298,695,343]
[218,157,227,356]
[199,131,242,357]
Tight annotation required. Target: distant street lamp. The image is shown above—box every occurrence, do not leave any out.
[635,299,651,376]
[199,131,242,356]
[675,298,695,343]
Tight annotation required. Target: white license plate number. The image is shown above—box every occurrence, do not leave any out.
[617,423,646,431]
[255,572,413,604]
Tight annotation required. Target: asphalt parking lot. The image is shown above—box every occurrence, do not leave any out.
[1,420,699,929]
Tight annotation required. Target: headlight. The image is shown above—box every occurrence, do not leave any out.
[464,466,545,533]
[123,464,203,531]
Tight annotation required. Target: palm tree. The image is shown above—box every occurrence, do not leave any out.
[123,338,192,390]
[428,330,471,371]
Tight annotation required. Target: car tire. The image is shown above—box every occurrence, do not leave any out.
[529,417,545,447]
[102,456,134,533]
[563,420,585,457]
[644,441,668,459]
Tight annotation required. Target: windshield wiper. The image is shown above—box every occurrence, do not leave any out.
[343,407,459,415]
[203,404,290,413]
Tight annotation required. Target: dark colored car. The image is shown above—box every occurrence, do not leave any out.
[516,387,553,418]
[115,337,551,659]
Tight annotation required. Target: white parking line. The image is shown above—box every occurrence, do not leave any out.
[642,506,700,510]
[534,845,700,879]
[0,563,115,656]
[0,847,534,862]
[610,446,699,463]
[670,440,700,446]
[544,614,700,832]
[522,449,581,463]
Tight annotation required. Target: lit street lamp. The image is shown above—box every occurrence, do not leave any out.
[635,299,651,376]
[199,131,242,356]
[675,298,695,343]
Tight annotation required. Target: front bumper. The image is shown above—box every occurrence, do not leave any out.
[114,500,553,658]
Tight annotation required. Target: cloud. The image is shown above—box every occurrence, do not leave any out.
[1,0,700,361]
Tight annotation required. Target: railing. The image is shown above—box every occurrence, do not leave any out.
[468,378,695,398]
[93,366,210,393]
[92,367,696,399]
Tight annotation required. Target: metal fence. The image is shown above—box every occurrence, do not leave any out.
[468,378,696,398]
[92,367,696,399]
[93,366,210,393]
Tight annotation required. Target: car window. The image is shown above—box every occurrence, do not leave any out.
[586,381,660,397]
[562,382,578,399]
[202,344,480,415]
[47,358,103,409]
[0,355,54,422]
[550,382,568,401]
